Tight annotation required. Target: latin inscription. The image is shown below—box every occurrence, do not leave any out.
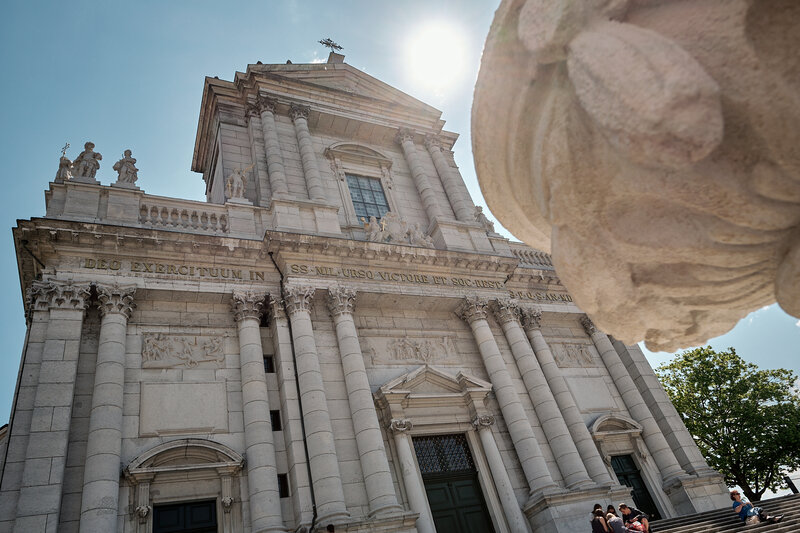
[82,257,265,281]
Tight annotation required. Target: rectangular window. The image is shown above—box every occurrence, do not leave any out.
[277,474,290,498]
[263,355,274,373]
[346,174,389,220]
[270,410,282,431]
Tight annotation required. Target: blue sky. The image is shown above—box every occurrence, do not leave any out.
[0,0,797,423]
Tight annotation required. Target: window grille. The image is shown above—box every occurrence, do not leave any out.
[346,174,389,220]
[413,434,475,475]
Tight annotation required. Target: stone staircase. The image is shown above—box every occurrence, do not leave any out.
[651,494,800,533]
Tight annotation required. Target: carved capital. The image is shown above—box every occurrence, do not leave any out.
[472,415,495,429]
[27,280,91,312]
[289,103,310,121]
[255,94,277,114]
[96,284,136,319]
[490,299,520,325]
[520,307,543,330]
[327,286,356,317]
[580,315,597,336]
[231,291,267,322]
[389,419,413,433]
[267,294,286,322]
[284,285,316,315]
[455,297,489,325]
[423,134,442,152]
[135,504,151,524]
[395,127,415,145]
[221,496,234,513]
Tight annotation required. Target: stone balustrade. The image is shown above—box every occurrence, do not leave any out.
[508,243,554,270]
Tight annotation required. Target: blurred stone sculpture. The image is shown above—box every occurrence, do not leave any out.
[72,141,102,182]
[473,0,800,351]
[474,206,495,234]
[225,164,254,203]
[112,149,139,188]
[54,144,72,183]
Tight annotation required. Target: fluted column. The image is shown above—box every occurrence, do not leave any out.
[424,134,474,222]
[473,416,530,533]
[285,286,349,523]
[290,104,326,201]
[456,297,558,495]
[389,419,435,533]
[520,308,614,485]
[254,95,290,198]
[327,288,402,517]
[79,285,136,533]
[232,291,284,533]
[396,128,443,223]
[491,300,593,489]
[14,281,90,532]
[581,316,686,483]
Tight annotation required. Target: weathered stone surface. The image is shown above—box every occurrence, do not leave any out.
[473,0,800,351]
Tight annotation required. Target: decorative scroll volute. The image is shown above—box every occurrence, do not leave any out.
[472,415,496,429]
[231,291,267,322]
[389,419,413,433]
[96,284,136,318]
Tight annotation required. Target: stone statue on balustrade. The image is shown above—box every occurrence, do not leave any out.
[71,141,102,183]
[472,0,800,351]
[112,150,140,189]
[361,216,385,243]
[474,206,495,234]
[408,223,434,248]
[225,164,254,204]
[54,143,72,183]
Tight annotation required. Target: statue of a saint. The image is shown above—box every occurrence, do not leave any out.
[113,150,139,184]
[55,155,72,183]
[474,206,495,233]
[408,223,434,248]
[361,216,384,242]
[226,164,253,200]
[72,141,102,179]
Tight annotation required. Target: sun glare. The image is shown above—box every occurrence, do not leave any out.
[405,22,468,95]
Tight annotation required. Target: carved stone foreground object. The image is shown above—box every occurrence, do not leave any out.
[473,0,800,351]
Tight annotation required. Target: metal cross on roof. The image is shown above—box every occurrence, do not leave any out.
[318,38,343,52]
[60,143,70,157]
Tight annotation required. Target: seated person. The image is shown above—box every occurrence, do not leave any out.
[607,513,638,533]
[730,490,783,525]
[619,503,650,533]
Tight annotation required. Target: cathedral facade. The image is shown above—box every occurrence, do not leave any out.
[0,52,729,533]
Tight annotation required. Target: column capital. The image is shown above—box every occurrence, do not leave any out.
[96,284,136,318]
[389,419,413,433]
[327,286,356,317]
[27,280,91,312]
[472,415,496,429]
[284,285,316,315]
[580,315,597,335]
[490,299,520,325]
[423,134,442,152]
[520,307,543,330]
[231,290,267,322]
[395,127,415,145]
[456,297,489,325]
[267,294,286,322]
[256,94,278,114]
[289,103,310,121]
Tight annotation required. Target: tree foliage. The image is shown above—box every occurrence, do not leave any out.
[656,346,800,501]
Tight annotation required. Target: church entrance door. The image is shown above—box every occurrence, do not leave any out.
[153,499,218,533]
[611,455,661,520]
[413,434,496,533]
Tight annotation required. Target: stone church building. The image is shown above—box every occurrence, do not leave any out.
[0,52,730,532]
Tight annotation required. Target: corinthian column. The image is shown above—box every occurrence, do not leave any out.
[581,316,686,483]
[396,128,443,223]
[473,416,531,533]
[326,288,402,517]
[520,308,613,485]
[253,95,290,198]
[79,285,136,533]
[14,281,90,532]
[389,419,435,533]
[424,134,474,222]
[231,291,284,533]
[290,104,326,201]
[491,300,593,489]
[456,297,557,495]
[285,286,349,524]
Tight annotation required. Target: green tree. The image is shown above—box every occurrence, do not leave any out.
[656,346,800,501]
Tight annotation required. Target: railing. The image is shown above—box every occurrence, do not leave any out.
[139,203,229,234]
[508,242,554,269]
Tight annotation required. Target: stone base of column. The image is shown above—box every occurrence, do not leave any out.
[319,510,419,533]
[662,472,731,515]
[524,484,632,533]
[267,198,342,236]
[427,218,503,253]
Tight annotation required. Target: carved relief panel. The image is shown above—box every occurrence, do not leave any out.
[549,342,598,368]
[141,332,229,368]
[360,333,459,366]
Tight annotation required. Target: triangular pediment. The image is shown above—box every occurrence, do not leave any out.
[379,365,491,396]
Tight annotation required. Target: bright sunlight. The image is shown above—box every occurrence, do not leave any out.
[405,22,469,96]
